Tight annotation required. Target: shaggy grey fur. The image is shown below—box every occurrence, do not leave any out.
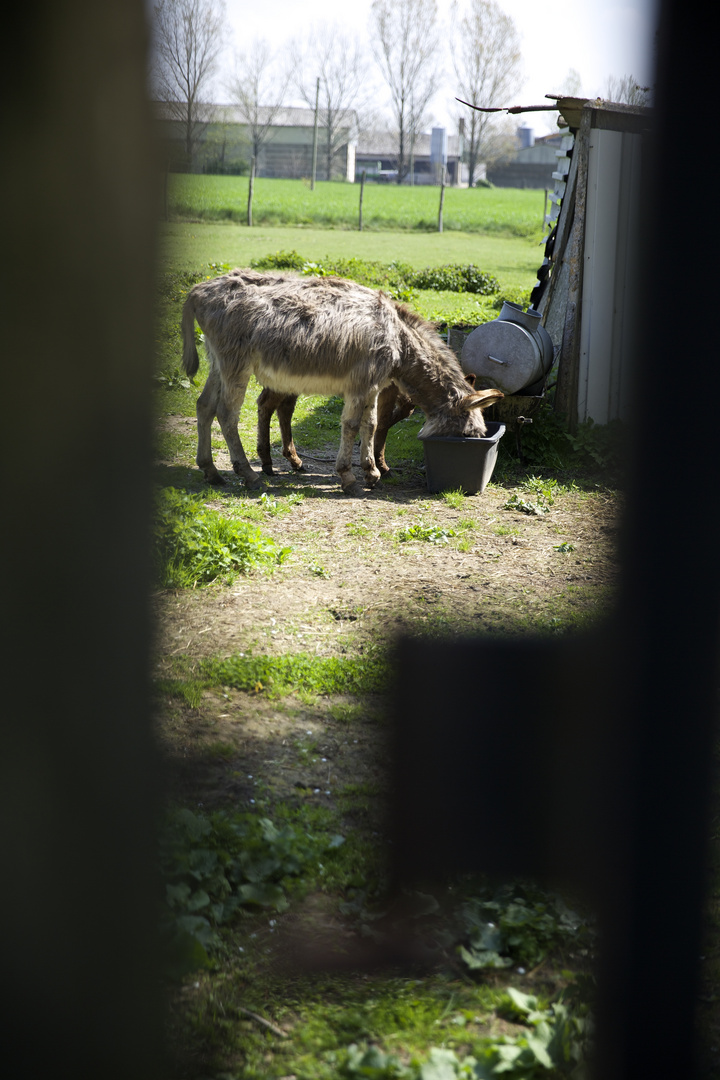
[181,269,503,493]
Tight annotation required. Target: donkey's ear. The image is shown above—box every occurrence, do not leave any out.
[463,372,476,388]
[464,388,504,411]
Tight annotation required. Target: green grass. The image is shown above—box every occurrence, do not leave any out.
[158,221,540,289]
[162,649,390,702]
[440,488,467,510]
[167,175,546,238]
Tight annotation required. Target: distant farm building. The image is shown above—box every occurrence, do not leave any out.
[487,127,565,189]
[354,129,467,185]
[154,102,358,181]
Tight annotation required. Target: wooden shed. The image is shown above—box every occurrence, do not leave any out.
[531,97,653,429]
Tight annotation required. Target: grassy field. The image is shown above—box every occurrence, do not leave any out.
[157,220,543,328]
[159,176,546,328]
[166,175,546,237]
[159,222,542,289]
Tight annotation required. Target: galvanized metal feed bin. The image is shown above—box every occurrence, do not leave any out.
[460,302,555,396]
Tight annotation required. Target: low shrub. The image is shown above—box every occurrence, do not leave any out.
[250,252,499,299]
[249,249,306,271]
[407,264,499,294]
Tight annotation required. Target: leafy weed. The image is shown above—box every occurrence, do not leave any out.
[397,523,456,544]
[159,807,344,977]
[154,487,291,587]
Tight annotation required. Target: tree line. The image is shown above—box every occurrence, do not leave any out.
[152,0,530,184]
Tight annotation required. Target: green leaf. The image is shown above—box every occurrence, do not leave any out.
[407,891,441,918]
[186,888,211,912]
[493,1042,526,1068]
[458,945,512,970]
[418,1047,462,1079]
[165,882,191,907]
[526,1031,554,1069]
[187,848,220,877]
[237,881,285,907]
[505,988,538,1015]
[469,922,504,953]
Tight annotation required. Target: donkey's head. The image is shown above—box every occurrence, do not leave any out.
[418,388,504,440]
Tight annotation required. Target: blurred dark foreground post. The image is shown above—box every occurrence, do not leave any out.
[1,2,718,1079]
[1,3,162,1077]
[392,2,720,1077]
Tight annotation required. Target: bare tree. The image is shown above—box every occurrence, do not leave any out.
[451,0,523,187]
[561,68,583,97]
[152,0,227,171]
[605,74,652,106]
[371,0,439,184]
[293,25,367,182]
[227,39,293,172]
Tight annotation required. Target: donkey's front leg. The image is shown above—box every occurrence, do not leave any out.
[358,393,382,489]
[216,376,264,489]
[336,398,363,494]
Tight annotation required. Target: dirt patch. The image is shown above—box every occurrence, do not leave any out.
[154,432,620,815]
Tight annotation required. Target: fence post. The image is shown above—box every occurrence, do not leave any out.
[247,156,255,227]
[311,77,319,190]
[359,169,366,231]
[438,170,445,233]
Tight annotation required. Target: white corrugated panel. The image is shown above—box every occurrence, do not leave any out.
[577,127,643,424]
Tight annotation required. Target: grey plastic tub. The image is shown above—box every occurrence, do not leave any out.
[422,421,506,495]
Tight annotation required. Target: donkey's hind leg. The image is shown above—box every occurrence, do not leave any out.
[374,385,415,476]
[196,365,224,485]
[277,394,303,472]
[257,390,303,475]
[257,387,284,475]
[216,374,264,489]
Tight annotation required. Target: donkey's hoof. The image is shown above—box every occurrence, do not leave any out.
[342,481,363,498]
[246,475,266,491]
[205,471,226,486]
[261,464,276,476]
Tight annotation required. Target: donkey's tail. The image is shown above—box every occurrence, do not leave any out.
[181,291,200,378]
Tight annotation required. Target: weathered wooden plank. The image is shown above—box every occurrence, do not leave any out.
[553,106,592,428]
[535,122,581,321]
